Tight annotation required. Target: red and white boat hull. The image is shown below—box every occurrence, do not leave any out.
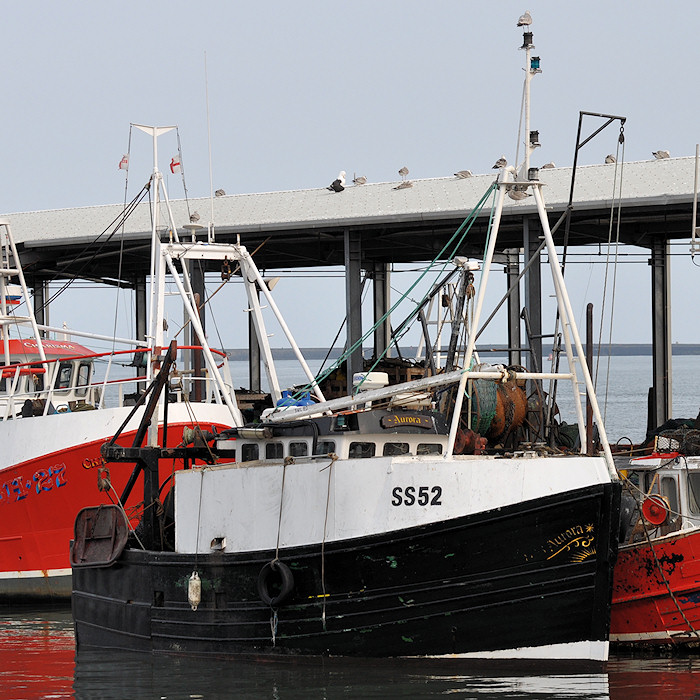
[0,402,234,600]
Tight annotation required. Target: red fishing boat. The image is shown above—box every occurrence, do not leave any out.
[611,433,700,647]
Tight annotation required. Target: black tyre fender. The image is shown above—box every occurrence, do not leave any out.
[257,559,294,607]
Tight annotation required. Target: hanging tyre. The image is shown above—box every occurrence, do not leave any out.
[257,559,294,607]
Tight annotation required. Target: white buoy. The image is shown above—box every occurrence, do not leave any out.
[188,571,201,611]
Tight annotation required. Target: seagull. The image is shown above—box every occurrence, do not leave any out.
[604,154,616,164]
[214,189,226,197]
[353,174,367,185]
[189,211,200,223]
[652,150,670,159]
[541,162,555,169]
[327,171,346,192]
[454,170,473,179]
[508,189,530,201]
[398,166,409,181]
[517,10,532,27]
[393,180,413,190]
[492,156,507,169]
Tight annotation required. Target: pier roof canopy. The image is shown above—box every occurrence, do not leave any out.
[3,157,696,286]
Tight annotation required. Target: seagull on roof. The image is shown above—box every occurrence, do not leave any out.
[541,162,555,169]
[353,174,367,185]
[517,10,532,27]
[398,166,410,181]
[454,170,473,179]
[604,154,616,164]
[327,171,346,192]
[492,156,507,169]
[652,150,670,159]
[393,180,413,190]
[189,211,200,223]
[214,189,226,197]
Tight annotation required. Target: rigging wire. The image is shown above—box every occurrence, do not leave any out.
[595,126,626,425]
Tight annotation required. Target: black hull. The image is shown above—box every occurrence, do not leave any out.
[72,482,620,659]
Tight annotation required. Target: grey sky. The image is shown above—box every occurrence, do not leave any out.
[2,1,699,350]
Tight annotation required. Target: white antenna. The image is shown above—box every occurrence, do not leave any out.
[205,52,216,244]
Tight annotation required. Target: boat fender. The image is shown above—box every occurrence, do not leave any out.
[188,571,201,611]
[642,495,670,526]
[257,559,294,607]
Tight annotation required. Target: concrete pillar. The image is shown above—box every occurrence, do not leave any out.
[649,240,671,429]
[32,279,48,337]
[372,262,391,359]
[523,218,542,371]
[248,292,261,391]
[344,228,363,394]
[505,248,521,367]
[190,262,206,402]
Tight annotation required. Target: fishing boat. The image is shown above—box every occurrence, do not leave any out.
[610,427,700,647]
[0,126,247,601]
[71,14,622,663]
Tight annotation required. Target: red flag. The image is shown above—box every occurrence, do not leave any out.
[118,154,129,170]
[170,157,181,174]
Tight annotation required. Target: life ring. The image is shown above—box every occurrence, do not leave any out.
[257,559,294,607]
[642,495,670,526]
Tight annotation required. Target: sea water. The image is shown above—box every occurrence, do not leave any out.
[2,607,700,699]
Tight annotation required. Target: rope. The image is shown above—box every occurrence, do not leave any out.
[595,124,626,424]
[275,459,292,561]
[320,454,337,631]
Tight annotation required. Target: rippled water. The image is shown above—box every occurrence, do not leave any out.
[2,608,700,700]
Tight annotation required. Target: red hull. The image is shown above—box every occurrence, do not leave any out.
[0,420,230,600]
[611,528,700,645]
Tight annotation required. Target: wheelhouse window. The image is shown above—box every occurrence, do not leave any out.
[240,443,259,462]
[349,442,376,459]
[75,362,91,397]
[265,442,283,459]
[54,362,73,391]
[383,442,409,456]
[289,441,308,457]
[688,473,700,514]
[314,440,336,455]
[417,443,443,455]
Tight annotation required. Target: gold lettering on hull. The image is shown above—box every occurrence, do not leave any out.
[543,523,596,562]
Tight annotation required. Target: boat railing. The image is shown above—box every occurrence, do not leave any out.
[0,345,233,419]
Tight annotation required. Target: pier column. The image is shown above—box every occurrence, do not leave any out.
[523,218,542,371]
[372,262,391,360]
[505,248,521,367]
[248,289,261,391]
[649,239,672,429]
[190,262,206,402]
[344,228,363,394]
[32,278,48,337]
[135,277,147,344]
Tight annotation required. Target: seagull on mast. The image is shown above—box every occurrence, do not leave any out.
[327,171,346,192]
[517,10,532,27]
[492,156,507,169]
